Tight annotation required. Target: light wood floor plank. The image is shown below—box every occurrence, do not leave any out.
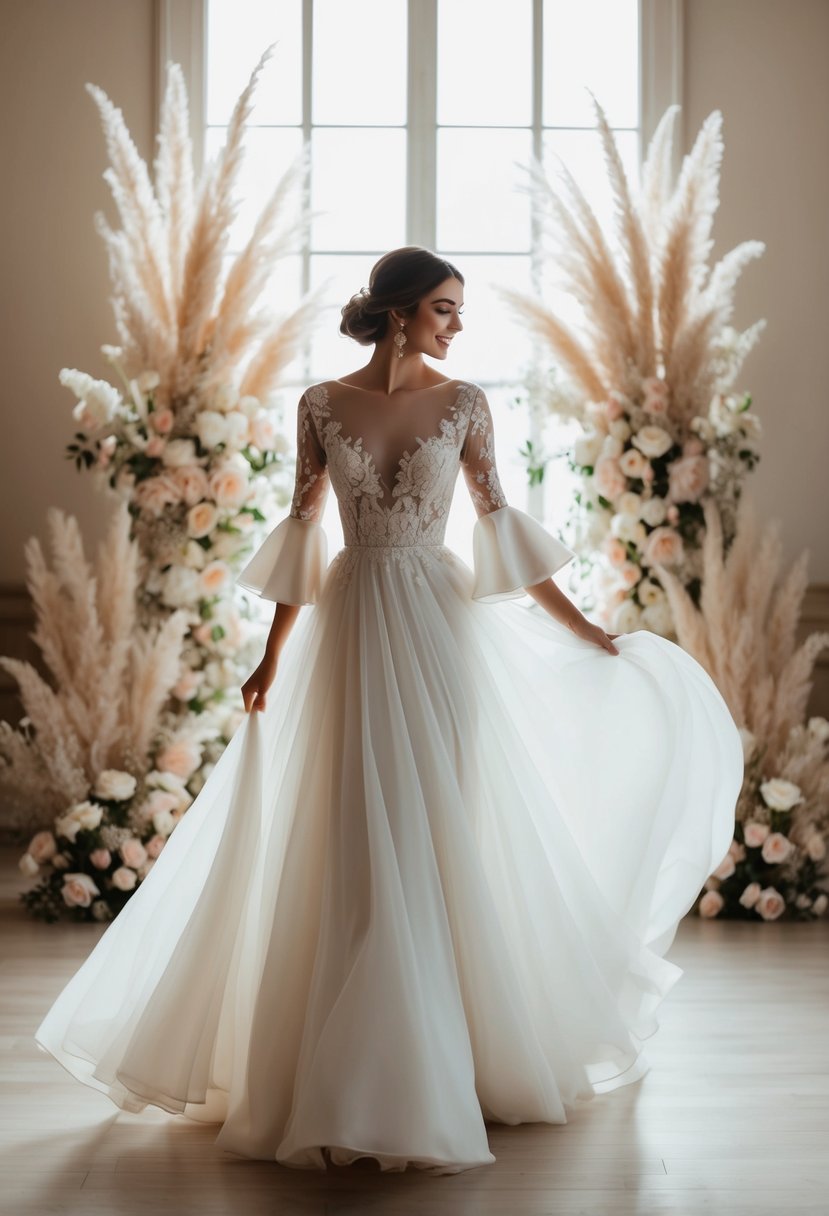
[2,844,827,1215]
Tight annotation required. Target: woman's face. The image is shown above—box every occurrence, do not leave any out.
[395,276,464,362]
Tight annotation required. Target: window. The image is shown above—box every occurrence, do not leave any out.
[161,0,680,557]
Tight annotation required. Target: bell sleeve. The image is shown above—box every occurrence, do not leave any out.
[461,386,575,603]
[235,392,330,605]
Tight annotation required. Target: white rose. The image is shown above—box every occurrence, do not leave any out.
[600,435,624,460]
[690,415,715,443]
[806,834,826,862]
[199,560,232,597]
[208,465,249,510]
[641,600,673,637]
[574,430,603,467]
[608,419,631,442]
[62,872,101,907]
[182,538,208,569]
[55,800,104,842]
[212,384,239,414]
[195,410,230,449]
[756,886,785,921]
[612,600,641,633]
[632,425,673,459]
[807,717,829,743]
[28,830,58,864]
[699,889,724,918]
[187,501,220,539]
[137,370,160,392]
[637,579,664,607]
[93,769,137,801]
[238,394,262,418]
[19,852,40,877]
[111,866,138,892]
[761,832,793,864]
[224,411,251,450]
[813,893,828,916]
[617,491,641,516]
[739,882,761,909]
[611,513,647,548]
[161,438,198,468]
[619,448,647,479]
[171,465,210,506]
[759,778,803,812]
[152,809,177,838]
[639,496,667,527]
[160,566,202,609]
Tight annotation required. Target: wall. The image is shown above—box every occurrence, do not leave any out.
[0,0,156,582]
[683,0,829,580]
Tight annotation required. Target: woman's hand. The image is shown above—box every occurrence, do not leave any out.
[570,618,621,655]
[241,652,278,713]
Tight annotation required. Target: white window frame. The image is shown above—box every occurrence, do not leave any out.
[154,0,684,203]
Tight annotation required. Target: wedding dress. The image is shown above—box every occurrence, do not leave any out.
[34,379,743,1174]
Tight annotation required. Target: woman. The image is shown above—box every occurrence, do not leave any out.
[35,246,743,1174]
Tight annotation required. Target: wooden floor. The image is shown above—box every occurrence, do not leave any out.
[2,843,828,1216]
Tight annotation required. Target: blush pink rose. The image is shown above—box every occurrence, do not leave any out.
[729,840,746,862]
[150,408,174,435]
[699,890,724,918]
[606,396,625,422]
[756,886,785,921]
[208,466,248,509]
[642,526,684,567]
[187,501,219,539]
[739,882,762,909]
[667,454,709,504]
[602,537,628,567]
[156,738,202,781]
[133,474,180,517]
[61,872,100,908]
[619,448,647,479]
[145,834,167,859]
[111,866,138,892]
[89,848,112,869]
[173,465,210,507]
[199,560,232,596]
[743,821,770,848]
[28,830,57,864]
[761,832,793,864]
[145,435,166,458]
[712,852,736,880]
[119,837,148,869]
[594,456,627,500]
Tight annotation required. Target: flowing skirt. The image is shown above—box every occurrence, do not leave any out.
[34,542,742,1173]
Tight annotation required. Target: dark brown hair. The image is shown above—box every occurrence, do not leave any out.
[340,246,464,345]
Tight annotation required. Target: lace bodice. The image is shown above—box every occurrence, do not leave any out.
[288,379,508,548]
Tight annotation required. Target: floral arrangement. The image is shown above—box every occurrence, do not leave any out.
[3,504,197,922]
[657,498,829,919]
[3,49,314,920]
[502,98,765,636]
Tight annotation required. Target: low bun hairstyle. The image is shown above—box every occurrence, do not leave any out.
[340,247,464,346]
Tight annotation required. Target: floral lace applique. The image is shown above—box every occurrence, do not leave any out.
[460,389,509,517]
[288,391,330,522]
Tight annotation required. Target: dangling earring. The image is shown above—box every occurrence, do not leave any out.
[393,322,407,359]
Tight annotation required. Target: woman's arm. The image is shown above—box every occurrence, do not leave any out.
[460,385,619,656]
[241,393,330,712]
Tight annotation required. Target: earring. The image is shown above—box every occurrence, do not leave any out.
[393,322,407,359]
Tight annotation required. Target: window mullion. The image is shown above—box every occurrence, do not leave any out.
[406,0,437,247]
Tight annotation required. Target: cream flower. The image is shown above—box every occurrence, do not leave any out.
[632,425,673,459]
[173,465,210,506]
[619,448,647,479]
[18,852,40,877]
[641,600,673,636]
[611,513,647,548]
[761,832,793,864]
[61,872,100,907]
[574,430,603,467]
[156,737,202,781]
[195,410,230,449]
[200,559,232,596]
[152,808,177,838]
[133,474,180,517]
[161,438,198,468]
[617,491,642,516]
[93,769,137,801]
[806,834,826,862]
[160,566,202,609]
[814,894,828,915]
[608,418,632,442]
[119,838,148,869]
[760,778,803,812]
[808,717,829,743]
[187,501,220,539]
[612,600,641,633]
[55,800,104,842]
[137,370,160,393]
[250,412,279,452]
[639,496,667,527]
[602,537,627,568]
[756,887,785,921]
[600,435,623,460]
[637,579,664,607]
[224,411,251,449]
[617,561,642,589]
[594,456,627,500]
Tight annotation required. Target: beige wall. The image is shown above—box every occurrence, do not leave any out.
[0,0,826,583]
[0,0,155,582]
[683,0,829,580]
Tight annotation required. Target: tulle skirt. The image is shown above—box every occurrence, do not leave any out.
[34,542,742,1173]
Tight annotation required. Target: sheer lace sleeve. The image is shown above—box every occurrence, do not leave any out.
[461,386,575,602]
[235,393,330,605]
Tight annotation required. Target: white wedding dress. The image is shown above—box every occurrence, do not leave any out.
[34,379,743,1173]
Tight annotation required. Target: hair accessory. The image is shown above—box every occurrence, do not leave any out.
[393,322,407,359]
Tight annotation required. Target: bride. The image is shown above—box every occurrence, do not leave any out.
[35,246,743,1174]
